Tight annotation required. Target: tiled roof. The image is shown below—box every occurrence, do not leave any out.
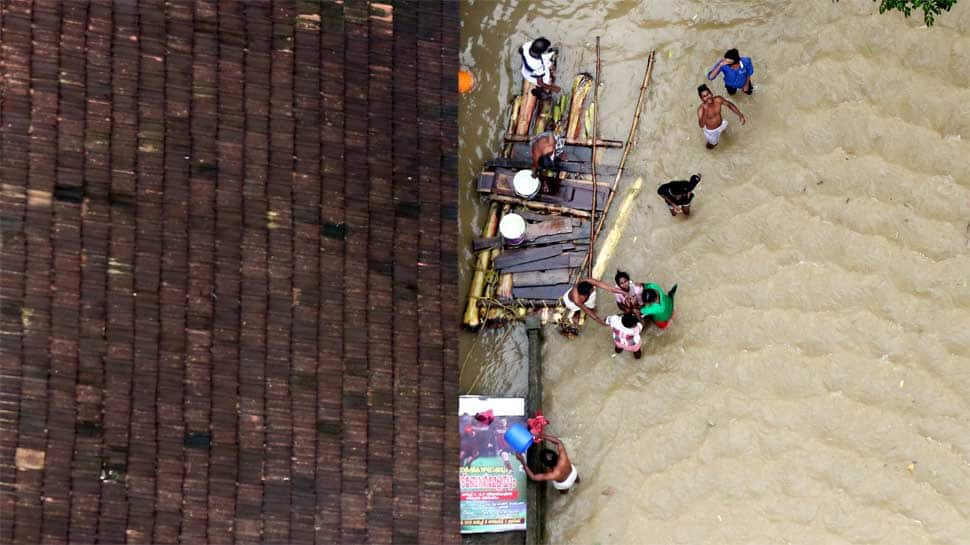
[0,1,459,543]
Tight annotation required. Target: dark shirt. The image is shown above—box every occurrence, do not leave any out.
[657,179,699,205]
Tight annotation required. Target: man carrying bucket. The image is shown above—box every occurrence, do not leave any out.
[514,434,579,494]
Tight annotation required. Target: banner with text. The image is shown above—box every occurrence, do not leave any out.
[458,396,528,534]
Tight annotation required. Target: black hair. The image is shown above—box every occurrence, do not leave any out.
[621,313,639,328]
[540,448,559,468]
[538,153,556,169]
[530,37,551,57]
[724,48,741,63]
[687,174,701,191]
[577,281,593,296]
[614,270,630,285]
[697,84,711,97]
[643,287,658,303]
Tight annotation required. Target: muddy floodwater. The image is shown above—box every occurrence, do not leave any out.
[459,0,970,543]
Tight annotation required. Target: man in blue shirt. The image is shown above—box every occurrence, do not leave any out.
[707,48,754,96]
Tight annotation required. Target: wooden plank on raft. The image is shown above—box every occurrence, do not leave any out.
[509,143,589,163]
[485,157,618,177]
[498,254,572,273]
[472,236,502,251]
[477,172,495,193]
[492,245,563,269]
[568,185,611,211]
[512,283,573,300]
[525,218,572,239]
[503,134,624,147]
[512,270,571,287]
[517,210,557,222]
[531,222,590,244]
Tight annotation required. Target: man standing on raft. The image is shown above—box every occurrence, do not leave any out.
[531,131,566,194]
[697,84,745,149]
[519,37,560,96]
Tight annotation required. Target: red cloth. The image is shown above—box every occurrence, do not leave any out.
[474,410,494,426]
[527,411,549,441]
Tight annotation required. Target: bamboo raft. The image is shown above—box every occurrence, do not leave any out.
[463,47,657,331]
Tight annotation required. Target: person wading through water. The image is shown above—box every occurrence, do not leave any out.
[697,84,745,149]
[515,434,579,494]
[657,174,702,217]
[562,277,627,326]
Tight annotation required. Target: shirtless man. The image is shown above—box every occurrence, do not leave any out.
[531,131,566,193]
[514,434,579,494]
[697,84,745,149]
[562,277,627,326]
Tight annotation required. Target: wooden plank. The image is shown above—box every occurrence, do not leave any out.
[471,236,501,251]
[493,245,563,269]
[568,185,611,212]
[510,142,594,163]
[498,254,572,274]
[503,134,624,147]
[488,195,592,219]
[525,218,571,239]
[485,157,617,176]
[512,270,571,287]
[476,172,495,193]
[512,283,573,300]
[532,222,591,244]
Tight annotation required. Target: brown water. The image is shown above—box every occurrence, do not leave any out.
[459,1,970,542]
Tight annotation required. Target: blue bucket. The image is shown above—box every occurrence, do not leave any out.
[504,422,534,454]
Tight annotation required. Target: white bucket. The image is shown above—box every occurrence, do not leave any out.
[513,170,541,200]
[499,213,527,246]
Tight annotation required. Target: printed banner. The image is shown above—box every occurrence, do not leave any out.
[458,396,528,534]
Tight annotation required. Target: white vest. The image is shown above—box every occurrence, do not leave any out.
[519,41,554,85]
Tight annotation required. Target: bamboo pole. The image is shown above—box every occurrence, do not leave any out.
[502,135,624,148]
[589,37,600,273]
[575,50,656,281]
[488,194,591,219]
[463,202,501,328]
[595,50,655,240]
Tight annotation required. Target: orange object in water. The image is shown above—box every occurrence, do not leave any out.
[458,69,475,94]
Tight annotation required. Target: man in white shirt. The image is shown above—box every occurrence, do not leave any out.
[519,37,560,94]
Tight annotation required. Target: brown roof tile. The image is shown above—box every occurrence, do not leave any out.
[1,0,458,543]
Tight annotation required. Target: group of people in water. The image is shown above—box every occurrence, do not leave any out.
[509,37,757,493]
[562,272,677,360]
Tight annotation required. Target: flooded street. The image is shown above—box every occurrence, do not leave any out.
[459,0,970,543]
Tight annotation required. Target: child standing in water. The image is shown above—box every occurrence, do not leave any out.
[614,270,644,314]
[640,283,678,329]
[606,312,644,359]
